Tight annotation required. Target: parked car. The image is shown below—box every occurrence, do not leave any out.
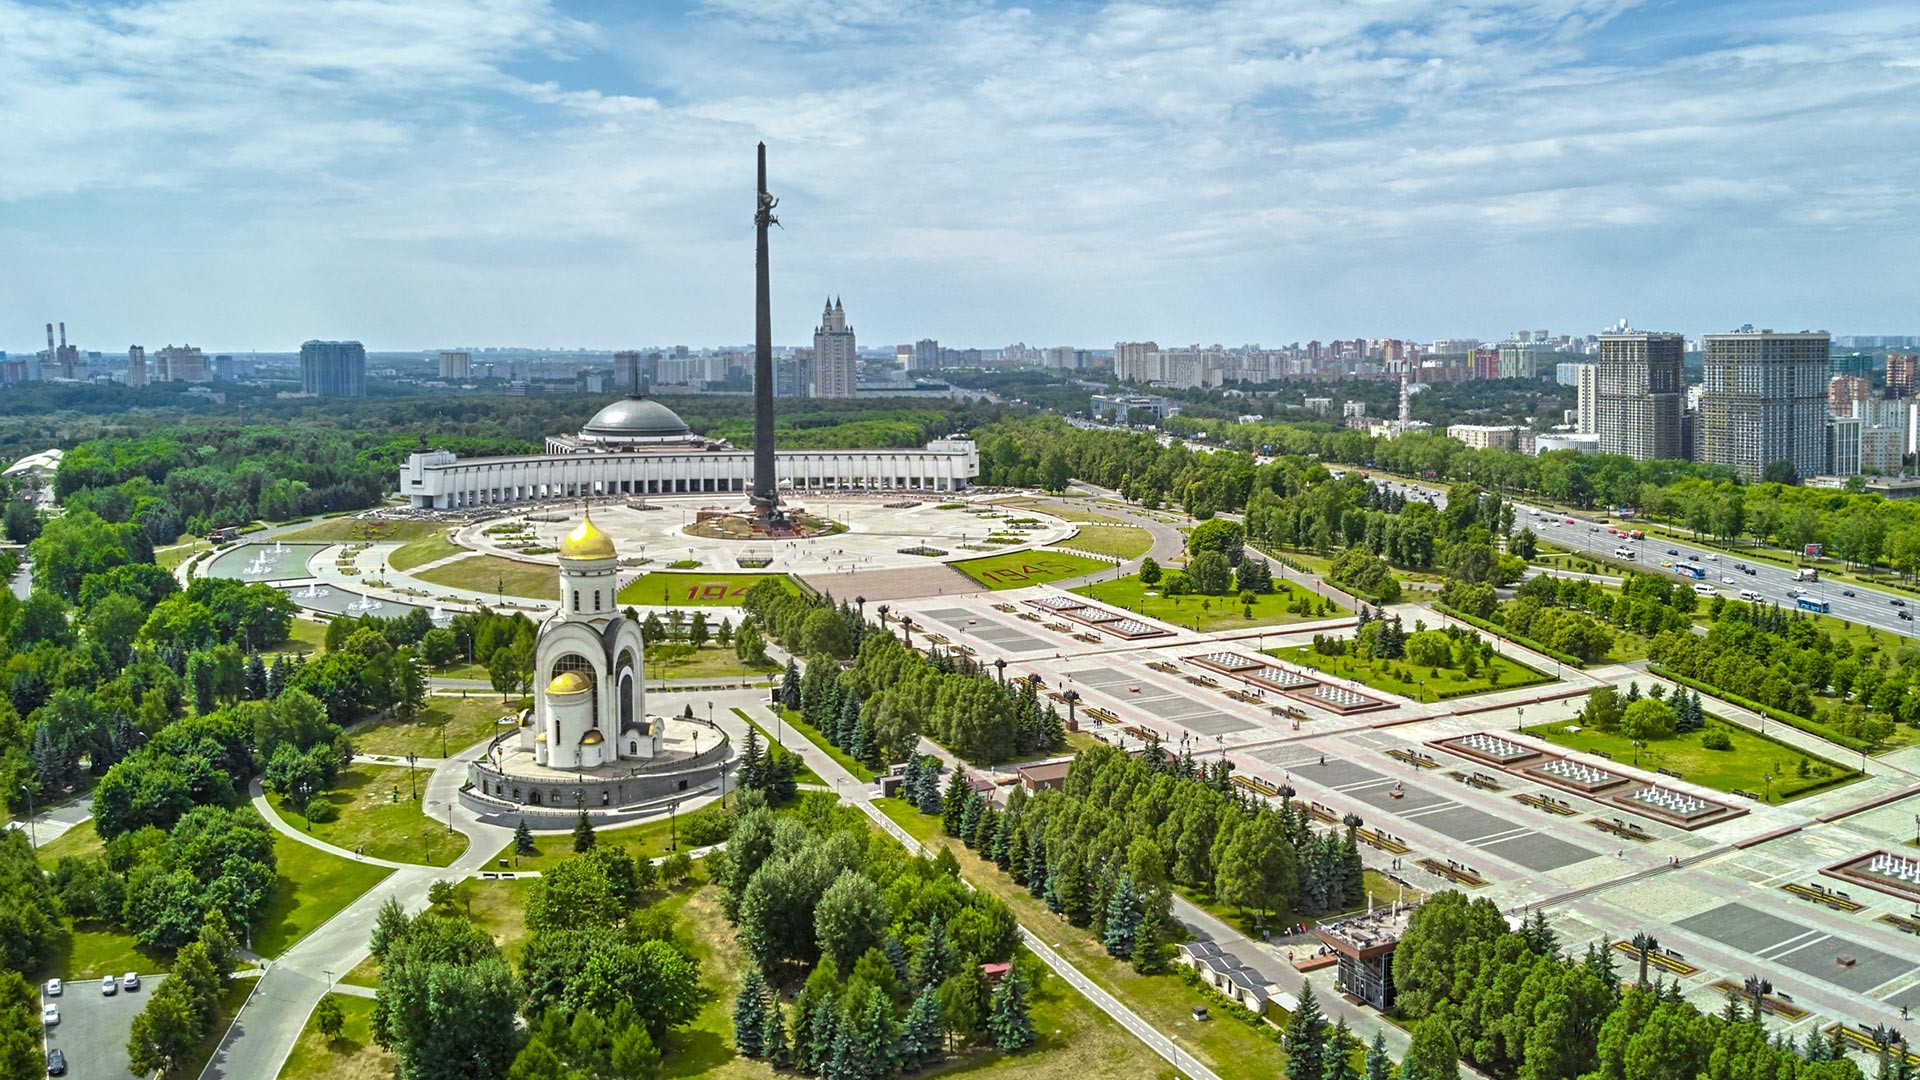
[43,979,60,998]
[41,1003,58,1027]
[122,972,141,992]
[101,975,117,996]
[45,1049,65,1077]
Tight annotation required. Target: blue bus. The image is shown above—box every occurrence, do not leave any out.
[1796,596,1830,614]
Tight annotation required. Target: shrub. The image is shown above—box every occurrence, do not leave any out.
[303,800,340,824]
[1700,730,1733,751]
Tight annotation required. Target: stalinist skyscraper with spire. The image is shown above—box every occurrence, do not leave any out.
[813,296,857,398]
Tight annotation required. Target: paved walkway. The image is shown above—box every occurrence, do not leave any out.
[3,795,91,848]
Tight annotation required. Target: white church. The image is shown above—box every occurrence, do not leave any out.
[515,512,663,769]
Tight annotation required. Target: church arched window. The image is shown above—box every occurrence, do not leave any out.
[629,740,638,755]
[595,590,602,612]
[572,590,580,612]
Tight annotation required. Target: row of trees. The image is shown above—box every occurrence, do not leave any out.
[1391,892,1869,1080]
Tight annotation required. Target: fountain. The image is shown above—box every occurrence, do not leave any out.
[243,551,274,577]
[273,540,286,555]
[346,594,385,614]
[431,603,452,626]
[297,581,332,600]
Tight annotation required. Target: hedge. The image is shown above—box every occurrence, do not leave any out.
[1647,664,1869,753]
[1432,603,1586,669]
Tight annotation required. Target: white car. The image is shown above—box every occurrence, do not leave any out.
[102,975,118,995]
[43,979,61,998]
[1706,554,1718,561]
[41,1003,58,1026]
[1722,576,1736,585]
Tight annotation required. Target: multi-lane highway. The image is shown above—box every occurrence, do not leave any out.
[1366,476,1920,640]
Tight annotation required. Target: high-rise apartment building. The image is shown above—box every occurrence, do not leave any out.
[300,340,366,397]
[613,351,645,394]
[1595,332,1684,461]
[812,297,857,398]
[438,350,471,380]
[1888,353,1918,399]
[1496,341,1539,379]
[912,339,940,371]
[127,346,147,388]
[1828,375,1869,417]
[1114,341,1161,383]
[155,344,207,382]
[1575,364,1598,435]
[1696,330,1830,481]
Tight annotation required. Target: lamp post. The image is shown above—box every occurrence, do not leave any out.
[1743,975,1771,1027]
[668,798,681,851]
[299,783,312,831]
[16,784,33,851]
[407,752,418,800]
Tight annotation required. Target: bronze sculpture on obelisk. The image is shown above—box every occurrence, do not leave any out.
[749,142,783,526]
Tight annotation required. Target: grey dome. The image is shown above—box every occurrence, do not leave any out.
[581,397,692,440]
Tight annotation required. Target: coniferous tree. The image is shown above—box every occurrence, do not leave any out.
[267,654,288,698]
[985,969,1036,1052]
[572,800,596,852]
[243,653,268,699]
[1133,902,1169,974]
[807,994,841,1075]
[738,727,764,791]
[900,985,945,1071]
[853,985,900,1077]
[762,998,791,1068]
[733,966,768,1058]
[942,769,971,835]
[969,802,996,852]
[911,920,955,991]
[1102,874,1140,959]
[1285,979,1328,1080]
[1324,1018,1359,1080]
[514,819,536,856]
[1363,1031,1392,1080]
[781,660,802,710]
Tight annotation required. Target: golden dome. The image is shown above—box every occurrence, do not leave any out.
[559,512,616,561]
[548,671,591,695]
[581,730,604,746]
[535,731,548,742]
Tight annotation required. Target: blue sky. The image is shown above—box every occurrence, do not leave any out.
[3,0,1918,352]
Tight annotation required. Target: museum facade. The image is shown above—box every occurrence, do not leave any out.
[399,396,980,510]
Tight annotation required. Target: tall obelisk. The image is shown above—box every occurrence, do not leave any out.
[750,142,781,523]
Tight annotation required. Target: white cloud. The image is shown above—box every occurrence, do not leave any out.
[4,0,1920,346]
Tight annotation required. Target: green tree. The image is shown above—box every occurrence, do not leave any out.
[732,966,769,1058]
[815,869,890,972]
[1138,556,1162,587]
[1402,1014,1461,1080]
[514,819,536,857]
[985,969,1036,1052]
[127,984,199,1075]
[900,985,945,1070]
[1284,978,1328,1080]
[1189,550,1233,595]
[1622,698,1677,742]
[1364,1030,1392,1080]
[315,994,346,1039]
[572,801,597,853]
[1188,518,1247,566]
[0,971,45,1080]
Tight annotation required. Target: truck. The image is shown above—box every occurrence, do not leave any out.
[1795,568,1819,582]
[1628,529,1644,540]
[209,526,243,543]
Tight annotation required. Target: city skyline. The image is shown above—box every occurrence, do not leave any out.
[6,1,1920,349]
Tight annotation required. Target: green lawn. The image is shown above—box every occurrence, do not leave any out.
[349,695,519,758]
[952,550,1115,590]
[648,644,782,683]
[414,554,559,600]
[996,499,1125,526]
[664,879,1173,1080]
[442,876,538,964]
[252,833,395,958]
[1075,575,1345,631]
[39,920,171,982]
[388,531,466,572]
[33,818,104,869]
[279,518,449,543]
[272,765,470,866]
[731,708,826,787]
[617,572,800,608]
[1524,717,1862,803]
[1055,524,1153,560]
[281,618,329,657]
[491,801,736,871]
[876,799,1281,1080]
[276,994,392,1080]
[1268,643,1553,702]
[777,707,877,782]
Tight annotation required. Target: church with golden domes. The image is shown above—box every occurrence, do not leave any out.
[514,512,661,770]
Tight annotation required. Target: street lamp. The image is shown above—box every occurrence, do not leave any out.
[15,784,33,851]
[1631,932,1660,988]
[407,752,419,800]
[298,782,312,831]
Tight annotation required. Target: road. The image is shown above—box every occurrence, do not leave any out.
[1368,475,1920,639]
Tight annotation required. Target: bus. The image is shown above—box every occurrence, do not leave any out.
[1796,596,1830,614]
[1613,547,1635,560]
[1675,564,1706,580]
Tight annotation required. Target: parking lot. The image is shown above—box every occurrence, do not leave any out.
[43,975,161,1080]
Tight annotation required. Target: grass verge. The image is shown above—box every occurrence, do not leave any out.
[777,707,877,782]
[1055,524,1153,560]
[414,553,559,600]
[1523,718,1861,803]
[253,833,395,958]
[271,765,470,866]
[1075,576,1344,631]
[388,532,465,572]
[349,695,518,758]
[275,993,393,1080]
[617,572,800,608]
[951,550,1114,590]
[731,708,826,787]
[1268,643,1552,703]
